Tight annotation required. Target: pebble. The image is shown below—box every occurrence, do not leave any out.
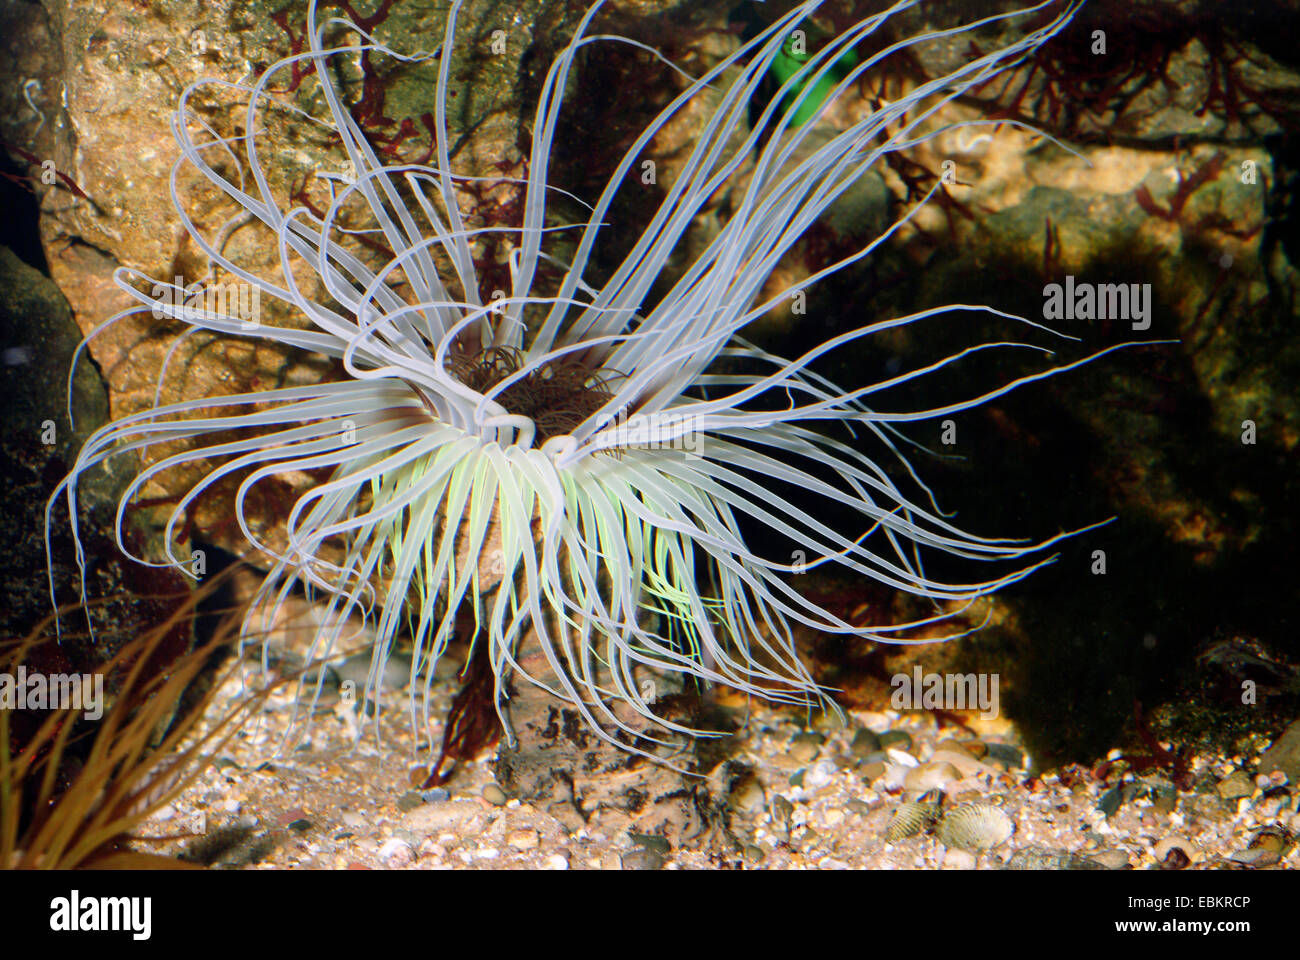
[983,743,1026,769]
[1260,719,1300,785]
[1004,848,1106,870]
[621,849,665,870]
[396,791,425,812]
[850,729,882,757]
[1246,828,1288,858]
[402,800,481,835]
[1216,770,1254,801]
[630,832,672,854]
[729,779,766,815]
[885,747,918,767]
[772,794,794,828]
[928,750,990,779]
[1226,845,1281,867]
[378,837,413,867]
[941,848,977,869]
[508,829,539,852]
[1253,792,1291,819]
[934,739,975,758]
[1152,792,1177,815]
[790,732,825,763]
[904,761,963,794]
[804,760,837,791]
[879,730,913,751]
[1091,849,1132,870]
[543,853,569,870]
[860,761,888,783]
[482,783,507,806]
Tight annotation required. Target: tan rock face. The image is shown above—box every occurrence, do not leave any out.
[11,0,550,564]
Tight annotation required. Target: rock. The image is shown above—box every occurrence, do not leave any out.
[1260,719,1300,785]
[804,760,837,791]
[904,761,963,794]
[934,738,977,758]
[772,794,795,829]
[402,799,482,836]
[1216,770,1255,801]
[928,749,996,779]
[878,730,913,751]
[728,778,766,816]
[860,761,888,784]
[790,731,824,763]
[396,791,425,813]
[983,743,1027,770]
[850,729,882,757]
[1092,849,1133,870]
[1226,847,1281,868]
[620,849,665,870]
[629,833,672,855]
[378,837,413,867]
[1004,848,1106,870]
[0,244,129,643]
[482,783,508,806]
[507,829,539,852]
[941,848,977,870]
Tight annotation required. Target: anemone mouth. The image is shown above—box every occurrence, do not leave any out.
[444,342,628,445]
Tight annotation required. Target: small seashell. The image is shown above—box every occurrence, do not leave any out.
[884,800,939,842]
[937,802,1013,851]
[1153,836,1198,868]
[804,760,837,791]
[1249,828,1290,853]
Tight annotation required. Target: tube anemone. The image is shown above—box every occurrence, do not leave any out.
[51,0,1121,764]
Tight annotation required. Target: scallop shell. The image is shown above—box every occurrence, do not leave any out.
[937,803,1013,851]
[884,800,939,842]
